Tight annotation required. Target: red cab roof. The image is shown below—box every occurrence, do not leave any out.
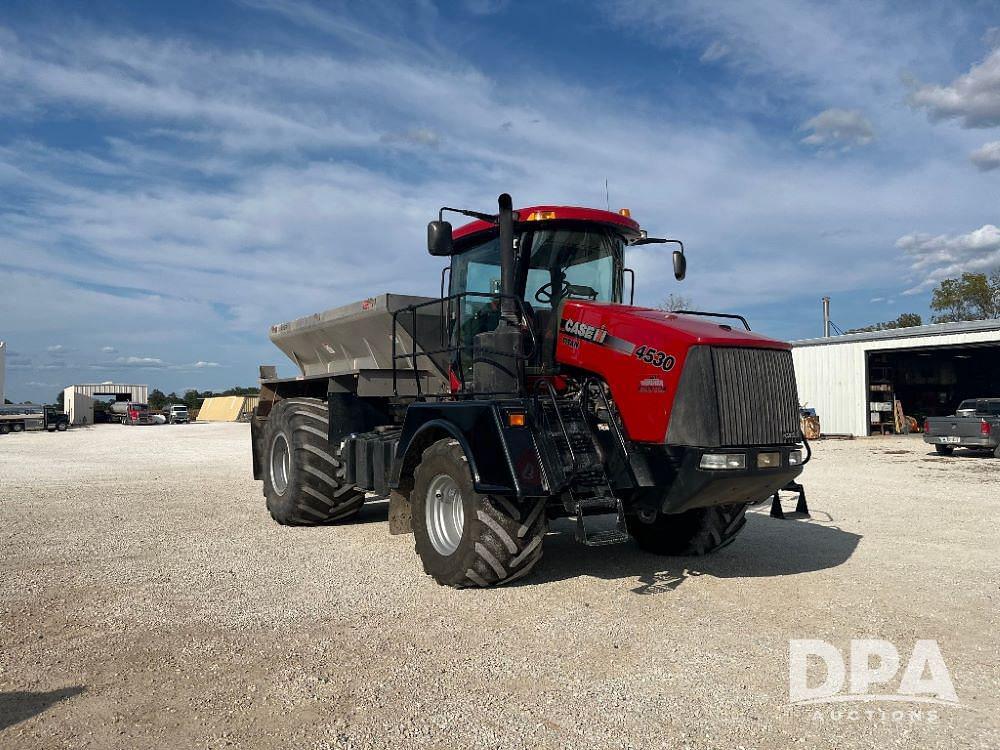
[452,205,641,243]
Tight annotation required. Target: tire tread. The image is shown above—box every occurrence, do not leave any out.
[263,397,364,526]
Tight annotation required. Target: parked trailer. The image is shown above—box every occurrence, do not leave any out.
[251,195,808,588]
[0,404,69,434]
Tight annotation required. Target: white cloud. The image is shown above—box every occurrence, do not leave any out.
[897,224,1000,292]
[700,40,730,63]
[800,108,874,149]
[101,345,117,352]
[909,48,1000,128]
[608,0,959,109]
[970,140,1000,171]
[462,0,508,15]
[46,344,65,352]
[190,361,220,369]
[116,356,165,367]
[379,128,441,148]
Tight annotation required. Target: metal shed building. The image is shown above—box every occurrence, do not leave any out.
[63,383,149,425]
[792,320,1000,437]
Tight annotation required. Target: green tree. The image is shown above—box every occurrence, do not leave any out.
[221,386,260,396]
[847,312,923,334]
[930,271,1000,323]
[148,389,167,410]
[183,389,202,410]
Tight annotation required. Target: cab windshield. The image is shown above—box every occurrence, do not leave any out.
[449,226,624,306]
[524,228,622,305]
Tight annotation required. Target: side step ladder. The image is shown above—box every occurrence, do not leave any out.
[536,384,629,546]
[574,496,629,546]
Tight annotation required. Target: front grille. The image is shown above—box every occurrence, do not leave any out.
[712,347,801,446]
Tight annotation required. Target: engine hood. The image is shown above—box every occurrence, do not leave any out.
[554,301,794,443]
[587,303,790,350]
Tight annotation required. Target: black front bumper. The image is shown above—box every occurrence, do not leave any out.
[659,445,804,514]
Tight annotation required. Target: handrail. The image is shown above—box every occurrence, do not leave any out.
[391,291,539,399]
[534,379,577,473]
[582,378,630,465]
[673,309,751,331]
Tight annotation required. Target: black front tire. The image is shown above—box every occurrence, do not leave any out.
[11,423,23,433]
[262,398,365,526]
[411,439,547,588]
[935,444,954,456]
[626,503,748,556]
[56,422,68,432]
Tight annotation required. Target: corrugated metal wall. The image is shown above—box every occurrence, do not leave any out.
[793,344,867,436]
[793,329,1000,437]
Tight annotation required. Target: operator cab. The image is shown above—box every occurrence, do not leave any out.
[444,207,639,377]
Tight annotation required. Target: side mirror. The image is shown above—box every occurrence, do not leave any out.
[672,250,687,281]
[427,220,454,256]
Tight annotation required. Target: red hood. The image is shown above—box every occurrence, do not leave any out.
[596,303,789,350]
[555,301,792,442]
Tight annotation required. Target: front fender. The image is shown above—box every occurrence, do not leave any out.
[391,400,551,497]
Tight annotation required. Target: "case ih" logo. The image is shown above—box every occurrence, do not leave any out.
[562,318,608,344]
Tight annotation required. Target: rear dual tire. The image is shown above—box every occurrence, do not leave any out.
[411,438,547,588]
[262,398,365,526]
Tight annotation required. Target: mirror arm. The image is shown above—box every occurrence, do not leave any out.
[631,237,684,255]
[439,206,496,223]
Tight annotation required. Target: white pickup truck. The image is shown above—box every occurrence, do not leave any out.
[924,398,1000,457]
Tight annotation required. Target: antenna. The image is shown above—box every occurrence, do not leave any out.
[605,178,609,211]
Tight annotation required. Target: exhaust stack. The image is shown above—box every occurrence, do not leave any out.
[822,296,831,338]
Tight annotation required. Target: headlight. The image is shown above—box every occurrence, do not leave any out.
[788,449,803,466]
[757,452,780,468]
[699,453,746,470]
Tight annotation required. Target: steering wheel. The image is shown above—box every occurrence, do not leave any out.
[534,280,571,304]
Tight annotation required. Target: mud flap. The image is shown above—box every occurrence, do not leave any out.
[388,490,413,534]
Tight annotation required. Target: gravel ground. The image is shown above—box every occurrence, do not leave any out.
[1,423,998,749]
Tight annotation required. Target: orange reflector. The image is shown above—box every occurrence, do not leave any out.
[618,208,631,217]
[508,412,526,427]
[525,210,557,221]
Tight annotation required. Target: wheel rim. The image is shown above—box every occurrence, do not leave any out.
[425,473,465,556]
[270,432,291,495]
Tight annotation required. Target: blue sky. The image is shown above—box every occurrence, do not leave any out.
[2,0,1000,403]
